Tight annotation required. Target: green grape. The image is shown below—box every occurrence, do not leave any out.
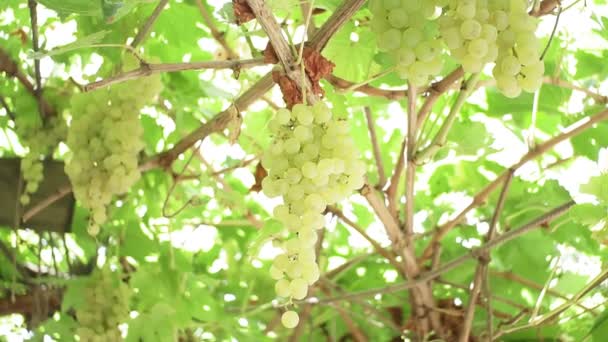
[460,19,482,39]
[281,311,299,328]
[66,64,161,232]
[388,8,409,28]
[275,279,291,297]
[75,267,131,341]
[378,29,402,51]
[16,115,66,205]
[261,103,365,319]
[289,278,309,300]
[467,38,488,58]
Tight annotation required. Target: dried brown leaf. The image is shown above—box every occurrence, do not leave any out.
[233,0,255,25]
[272,70,303,108]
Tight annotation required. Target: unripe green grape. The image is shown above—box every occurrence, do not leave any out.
[276,109,291,125]
[467,39,488,58]
[281,311,299,328]
[383,0,400,9]
[402,27,423,48]
[378,29,401,51]
[500,55,521,76]
[460,19,482,39]
[388,8,409,28]
[457,2,476,19]
[275,279,291,297]
[289,278,309,299]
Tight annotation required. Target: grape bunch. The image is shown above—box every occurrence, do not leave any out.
[438,0,500,73]
[369,0,444,86]
[16,115,66,205]
[75,267,131,342]
[261,102,366,328]
[369,0,545,97]
[491,0,544,97]
[65,73,161,235]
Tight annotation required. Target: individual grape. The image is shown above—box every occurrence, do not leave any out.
[388,8,409,28]
[378,29,402,51]
[275,279,291,297]
[294,104,314,125]
[283,138,301,154]
[460,19,482,40]
[281,311,300,329]
[289,278,309,300]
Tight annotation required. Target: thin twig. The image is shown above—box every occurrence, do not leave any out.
[307,0,366,51]
[307,201,574,305]
[458,171,513,342]
[530,256,561,321]
[195,0,238,60]
[416,73,480,162]
[22,185,72,223]
[491,270,598,315]
[386,138,406,219]
[83,58,268,92]
[416,67,465,132]
[540,5,562,60]
[0,49,55,117]
[328,206,404,275]
[364,107,387,188]
[420,108,608,261]
[0,95,15,121]
[325,74,408,100]
[130,0,169,48]
[493,266,608,339]
[543,76,608,104]
[27,0,46,119]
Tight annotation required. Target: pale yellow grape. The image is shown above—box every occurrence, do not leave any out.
[275,279,291,297]
[281,311,300,328]
[289,278,309,299]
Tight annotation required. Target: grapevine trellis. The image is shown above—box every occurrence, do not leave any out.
[0,0,608,341]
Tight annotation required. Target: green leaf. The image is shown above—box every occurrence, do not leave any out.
[28,30,109,59]
[590,310,608,342]
[581,174,608,203]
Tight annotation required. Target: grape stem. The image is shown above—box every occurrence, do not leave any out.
[415,73,481,163]
[27,0,46,120]
[363,107,387,188]
[129,0,169,48]
[458,171,514,342]
[194,0,239,60]
[83,58,268,92]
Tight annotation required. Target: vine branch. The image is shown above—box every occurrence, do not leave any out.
[420,107,608,261]
[83,58,268,92]
[130,0,169,48]
[308,201,574,305]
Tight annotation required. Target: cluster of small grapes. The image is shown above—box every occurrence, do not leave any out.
[261,102,366,328]
[438,0,499,73]
[369,0,545,97]
[491,0,545,97]
[370,0,444,86]
[65,75,161,235]
[16,116,66,205]
[75,267,131,342]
